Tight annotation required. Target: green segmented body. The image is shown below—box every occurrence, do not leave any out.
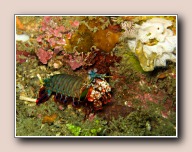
[44,74,87,100]
[37,71,112,111]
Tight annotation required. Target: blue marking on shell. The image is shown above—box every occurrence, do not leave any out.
[88,69,106,81]
[47,90,52,96]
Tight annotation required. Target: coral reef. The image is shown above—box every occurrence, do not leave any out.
[36,48,53,64]
[16,16,177,137]
[121,21,138,39]
[83,47,122,74]
[93,29,121,52]
[68,23,94,53]
[68,17,121,53]
[35,16,80,64]
[36,16,67,53]
[123,17,176,71]
[16,50,33,64]
[64,51,85,70]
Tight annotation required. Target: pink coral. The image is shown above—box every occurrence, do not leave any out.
[36,17,68,51]
[16,50,31,64]
[66,52,85,70]
[48,38,56,47]
[53,26,65,37]
[36,35,44,42]
[36,48,53,64]
[35,17,79,64]
[44,16,51,24]
[16,50,36,63]
[71,20,79,27]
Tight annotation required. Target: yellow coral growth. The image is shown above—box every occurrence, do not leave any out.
[16,16,25,30]
[69,24,94,52]
[135,40,157,71]
[93,29,121,52]
[67,17,121,53]
[42,114,57,124]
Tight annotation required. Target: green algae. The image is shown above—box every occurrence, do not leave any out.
[66,118,107,136]
[114,43,145,74]
[107,109,176,136]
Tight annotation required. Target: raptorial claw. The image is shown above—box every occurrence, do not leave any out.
[36,87,50,105]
